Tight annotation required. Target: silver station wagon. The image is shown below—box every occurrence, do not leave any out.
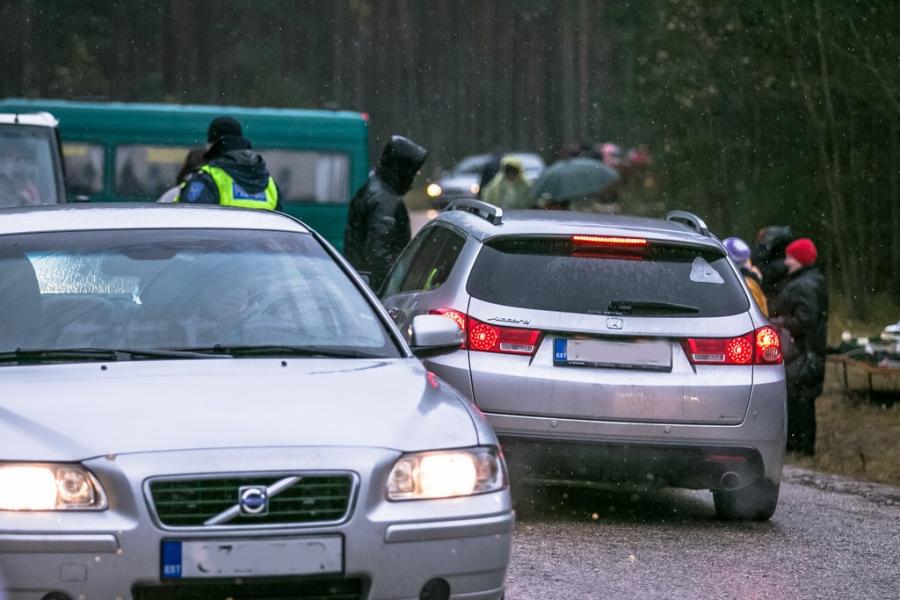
[0,205,512,600]
[380,201,787,521]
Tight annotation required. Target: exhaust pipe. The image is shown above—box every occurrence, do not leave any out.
[720,471,742,490]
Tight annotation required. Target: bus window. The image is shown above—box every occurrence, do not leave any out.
[260,150,350,204]
[63,143,105,195]
[115,145,193,198]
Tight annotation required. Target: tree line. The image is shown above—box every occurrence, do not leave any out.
[1,0,897,316]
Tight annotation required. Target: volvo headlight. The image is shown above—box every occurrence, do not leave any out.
[426,183,443,198]
[0,464,108,511]
[386,447,506,500]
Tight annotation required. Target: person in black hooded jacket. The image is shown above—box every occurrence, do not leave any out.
[178,116,282,211]
[752,225,794,297]
[344,135,428,290]
[769,237,828,456]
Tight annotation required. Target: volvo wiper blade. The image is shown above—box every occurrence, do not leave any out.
[0,347,226,364]
[183,345,381,359]
[0,348,122,364]
[121,348,229,359]
[607,300,700,315]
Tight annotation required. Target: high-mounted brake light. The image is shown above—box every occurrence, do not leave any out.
[429,309,542,356]
[572,235,648,247]
[682,326,782,365]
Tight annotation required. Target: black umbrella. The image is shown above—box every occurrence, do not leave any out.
[531,157,620,205]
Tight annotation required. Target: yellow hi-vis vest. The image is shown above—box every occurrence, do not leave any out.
[199,164,278,210]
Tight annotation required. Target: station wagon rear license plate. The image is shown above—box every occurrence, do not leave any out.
[161,536,343,579]
[554,338,672,371]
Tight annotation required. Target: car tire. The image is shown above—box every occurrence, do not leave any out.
[713,479,779,521]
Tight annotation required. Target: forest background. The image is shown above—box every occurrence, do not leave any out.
[1,0,898,320]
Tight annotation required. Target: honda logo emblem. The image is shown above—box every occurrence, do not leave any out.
[606,318,624,330]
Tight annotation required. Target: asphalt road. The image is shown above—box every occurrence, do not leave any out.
[505,467,900,599]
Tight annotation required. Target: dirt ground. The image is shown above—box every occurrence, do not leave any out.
[787,361,900,487]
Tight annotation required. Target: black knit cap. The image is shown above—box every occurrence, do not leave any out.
[207,116,242,144]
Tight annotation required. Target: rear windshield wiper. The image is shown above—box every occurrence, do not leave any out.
[607,300,700,315]
[180,345,382,359]
[0,347,227,364]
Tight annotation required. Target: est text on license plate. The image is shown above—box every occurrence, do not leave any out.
[554,338,672,371]
[161,536,343,579]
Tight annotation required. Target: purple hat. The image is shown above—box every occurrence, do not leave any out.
[723,237,751,263]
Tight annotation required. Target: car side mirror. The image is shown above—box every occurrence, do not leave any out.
[408,315,463,359]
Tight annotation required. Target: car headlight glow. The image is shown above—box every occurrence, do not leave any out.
[0,464,107,511]
[386,447,505,500]
[469,182,480,195]
[426,183,443,198]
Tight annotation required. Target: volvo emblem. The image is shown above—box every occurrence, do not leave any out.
[238,486,269,516]
[606,317,624,330]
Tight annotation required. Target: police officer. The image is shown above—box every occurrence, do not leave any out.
[178,116,281,210]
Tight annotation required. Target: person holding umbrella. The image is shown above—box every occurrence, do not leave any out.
[531,156,620,210]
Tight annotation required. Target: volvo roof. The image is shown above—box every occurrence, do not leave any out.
[0,204,311,236]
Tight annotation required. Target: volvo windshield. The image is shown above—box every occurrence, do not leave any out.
[0,228,401,361]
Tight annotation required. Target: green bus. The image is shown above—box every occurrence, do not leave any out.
[0,99,370,249]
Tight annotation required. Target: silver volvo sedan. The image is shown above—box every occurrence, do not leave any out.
[0,205,512,600]
[381,201,787,521]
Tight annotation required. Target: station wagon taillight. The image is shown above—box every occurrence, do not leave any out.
[429,308,542,356]
[682,326,782,365]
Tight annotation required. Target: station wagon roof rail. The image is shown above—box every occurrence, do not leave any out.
[665,210,711,237]
[445,198,504,225]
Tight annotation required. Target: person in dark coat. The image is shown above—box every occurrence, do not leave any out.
[178,116,282,211]
[344,135,428,290]
[768,238,828,456]
[752,225,794,297]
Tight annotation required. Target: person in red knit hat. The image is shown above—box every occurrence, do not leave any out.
[769,237,829,456]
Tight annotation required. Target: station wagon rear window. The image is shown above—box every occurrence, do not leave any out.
[467,236,749,317]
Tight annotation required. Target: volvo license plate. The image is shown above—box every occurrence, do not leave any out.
[161,536,343,579]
